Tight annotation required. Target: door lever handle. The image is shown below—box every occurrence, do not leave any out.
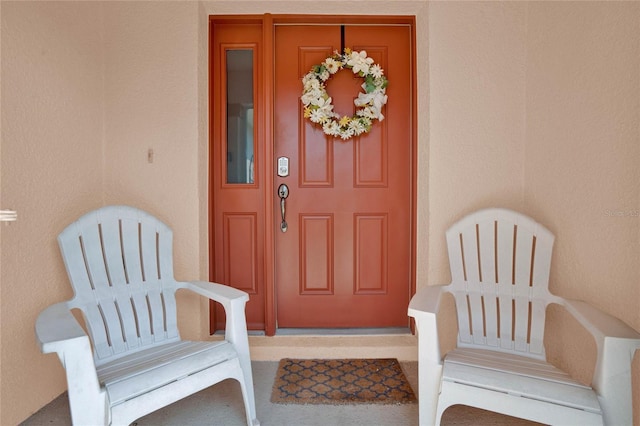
[278,184,289,232]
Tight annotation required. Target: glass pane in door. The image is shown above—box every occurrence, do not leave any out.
[226,49,254,184]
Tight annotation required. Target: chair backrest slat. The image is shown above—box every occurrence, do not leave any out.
[496,219,515,287]
[513,222,535,287]
[112,291,141,351]
[82,304,113,358]
[513,223,535,351]
[529,299,547,354]
[480,283,499,346]
[58,206,180,362]
[120,218,144,284]
[445,208,555,360]
[478,220,496,283]
[129,288,155,345]
[467,293,485,345]
[460,226,481,283]
[77,223,111,291]
[99,219,128,286]
[139,220,159,283]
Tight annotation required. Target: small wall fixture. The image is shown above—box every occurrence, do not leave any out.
[0,210,18,222]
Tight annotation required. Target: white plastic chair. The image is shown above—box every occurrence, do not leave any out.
[408,208,640,426]
[36,205,259,426]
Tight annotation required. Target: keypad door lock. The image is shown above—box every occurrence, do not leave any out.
[277,156,289,177]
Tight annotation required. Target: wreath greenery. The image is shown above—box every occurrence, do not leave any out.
[301,48,388,140]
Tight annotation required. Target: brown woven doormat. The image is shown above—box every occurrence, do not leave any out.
[271,358,417,405]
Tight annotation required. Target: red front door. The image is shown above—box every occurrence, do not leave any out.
[273,24,413,328]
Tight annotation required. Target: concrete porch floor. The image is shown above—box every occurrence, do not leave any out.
[22,333,541,425]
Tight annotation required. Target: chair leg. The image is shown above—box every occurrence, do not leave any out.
[228,356,259,426]
[434,398,450,426]
[68,388,108,426]
[62,343,109,425]
[417,360,443,426]
[236,375,260,426]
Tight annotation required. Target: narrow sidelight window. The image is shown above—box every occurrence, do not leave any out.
[226,49,254,184]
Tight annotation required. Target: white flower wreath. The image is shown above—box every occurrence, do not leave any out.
[301,48,388,140]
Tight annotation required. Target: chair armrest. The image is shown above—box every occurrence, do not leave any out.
[183,281,249,309]
[35,302,106,424]
[36,302,88,354]
[182,280,254,411]
[409,284,446,318]
[562,299,640,342]
[408,284,449,364]
[560,298,640,426]
[182,281,250,346]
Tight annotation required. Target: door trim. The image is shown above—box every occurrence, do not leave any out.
[209,14,417,336]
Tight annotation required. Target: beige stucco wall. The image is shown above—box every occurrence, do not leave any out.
[1,2,105,423]
[1,1,638,424]
[427,0,527,286]
[523,2,640,420]
[102,1,204,340]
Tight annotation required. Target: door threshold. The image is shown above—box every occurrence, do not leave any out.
[246,332,417,361]
[275,327,411,336]
[225,327,412,337]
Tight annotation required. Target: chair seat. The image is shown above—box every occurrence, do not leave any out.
[444,348,601,414]
[97,340,237,406]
